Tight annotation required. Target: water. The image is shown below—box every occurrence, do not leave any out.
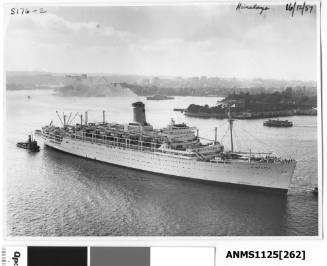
[6,90,318,236]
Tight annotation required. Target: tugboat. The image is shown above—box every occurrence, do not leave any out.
[263,119,293,127]
[16,135,40,152]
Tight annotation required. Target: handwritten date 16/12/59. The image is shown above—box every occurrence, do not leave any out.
[10,8,47,15]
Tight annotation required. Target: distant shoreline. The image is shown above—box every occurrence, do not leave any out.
[6,71,317,98]
[184,109,317,119]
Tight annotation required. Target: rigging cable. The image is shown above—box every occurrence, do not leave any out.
[56,111,64,126]
[220,123,230,145]
[66,112,72,125]
[69,112,79,125]
[236,125,294,158]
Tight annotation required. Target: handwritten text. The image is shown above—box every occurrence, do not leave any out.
[236,3,270,15]
[11,8,47,15]
[285,2,314,16]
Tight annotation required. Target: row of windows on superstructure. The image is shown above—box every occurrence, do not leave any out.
[71,141,273,173]
[68,143,267,179]
[69,141,255,172]
[169,131,194,135]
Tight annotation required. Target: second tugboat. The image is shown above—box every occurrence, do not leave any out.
[263,119,293,127]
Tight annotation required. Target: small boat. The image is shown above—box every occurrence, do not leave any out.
[263,119,293,127]
[16,135,40,152]
[146,95,174,100]
[173,108,185,112]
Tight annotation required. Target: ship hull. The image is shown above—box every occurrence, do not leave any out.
[43,137,296,192]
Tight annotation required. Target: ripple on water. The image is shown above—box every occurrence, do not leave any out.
[6,92,319,236]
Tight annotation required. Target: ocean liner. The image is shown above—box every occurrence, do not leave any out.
[41,102,296,192]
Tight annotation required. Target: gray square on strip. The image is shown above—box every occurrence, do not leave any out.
[91,247,150,266]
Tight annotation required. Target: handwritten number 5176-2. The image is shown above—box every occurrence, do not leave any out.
[10,8,47,15]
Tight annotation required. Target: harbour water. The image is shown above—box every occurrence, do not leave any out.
[6,90,319,236]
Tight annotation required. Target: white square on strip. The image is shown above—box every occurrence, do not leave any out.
[2,247,27,266]
[151,247,215,266]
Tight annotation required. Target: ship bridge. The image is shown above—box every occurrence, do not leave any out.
[160,119,198,149]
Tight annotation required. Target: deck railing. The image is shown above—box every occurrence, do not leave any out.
[41,129,295,164]
[41,130,196,158]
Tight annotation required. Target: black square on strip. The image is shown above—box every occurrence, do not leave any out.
[91,247,150,266]
[28,247,87,266]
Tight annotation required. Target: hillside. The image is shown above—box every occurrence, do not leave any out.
[6,71,316,97]
[55,77,136,97]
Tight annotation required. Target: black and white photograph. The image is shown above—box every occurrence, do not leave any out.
[4,1,320,236]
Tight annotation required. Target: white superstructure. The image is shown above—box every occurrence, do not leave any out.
[41,102,296,192]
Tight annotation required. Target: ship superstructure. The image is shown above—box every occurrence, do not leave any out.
[41,102,296,192]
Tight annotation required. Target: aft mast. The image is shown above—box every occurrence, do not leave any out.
[228,106,234,153]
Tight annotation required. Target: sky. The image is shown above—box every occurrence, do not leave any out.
[5,4,318,80]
